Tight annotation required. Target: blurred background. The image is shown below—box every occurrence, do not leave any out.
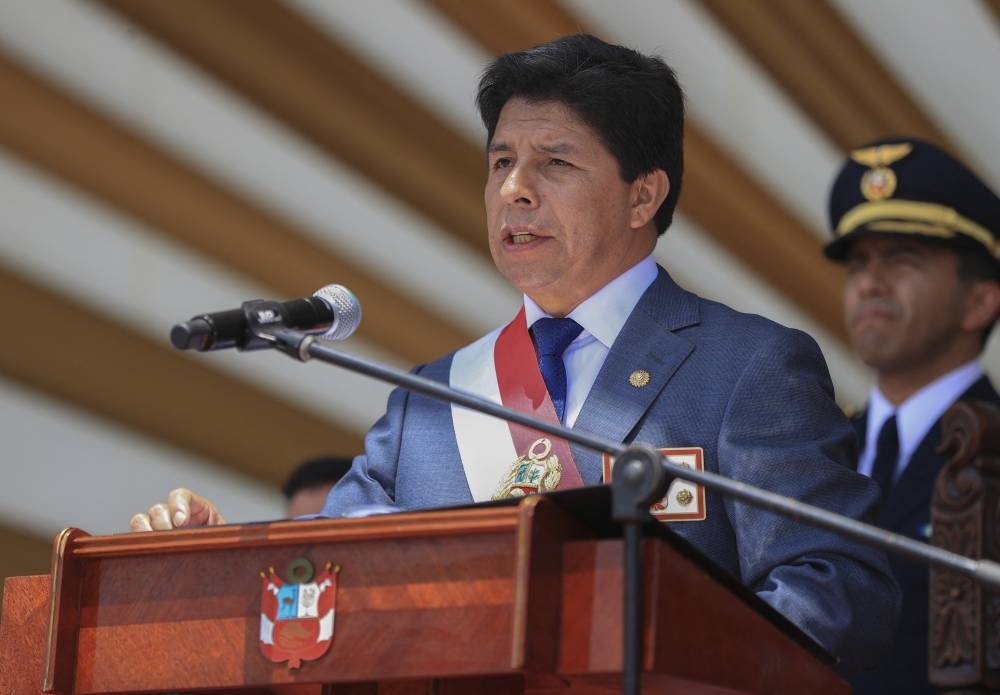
[2,0,999,593]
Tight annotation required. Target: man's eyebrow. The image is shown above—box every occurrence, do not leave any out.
[538,142,577,155]
[487,140,579,156]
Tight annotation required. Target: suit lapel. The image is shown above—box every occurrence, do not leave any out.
[571,268,697,482]
[881,376,1000,528]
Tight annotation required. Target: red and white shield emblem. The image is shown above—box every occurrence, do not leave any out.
[259,559,340,669]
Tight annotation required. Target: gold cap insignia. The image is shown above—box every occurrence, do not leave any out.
[629,369,651,388]
[850,143,913,202]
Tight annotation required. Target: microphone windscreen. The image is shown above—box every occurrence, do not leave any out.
[314,284,362,340]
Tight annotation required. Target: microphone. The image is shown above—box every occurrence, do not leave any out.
[170,284,361,351]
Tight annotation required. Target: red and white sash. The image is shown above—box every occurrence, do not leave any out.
[450,309,584,501]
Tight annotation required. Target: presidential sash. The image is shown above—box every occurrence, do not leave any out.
[450,309,584,501]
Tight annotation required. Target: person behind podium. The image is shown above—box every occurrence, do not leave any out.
[823,137,1000,694]
[282,455,354,518]
[131,34,900,669]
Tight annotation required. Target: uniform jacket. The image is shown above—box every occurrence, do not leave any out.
[849,375,1000,694]
[324,267,901,668]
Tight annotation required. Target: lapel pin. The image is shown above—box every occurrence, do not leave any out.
[629,369,651,388]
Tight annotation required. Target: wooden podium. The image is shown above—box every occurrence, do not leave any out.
[1,490,847,694]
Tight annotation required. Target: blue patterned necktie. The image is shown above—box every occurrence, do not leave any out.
[531,317,583,423]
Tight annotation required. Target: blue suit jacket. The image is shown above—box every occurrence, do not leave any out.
[324,268,900,668]
[849,375,1000,694]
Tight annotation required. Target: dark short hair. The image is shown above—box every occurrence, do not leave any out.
[476,33,685,235]
[281,456,354,499]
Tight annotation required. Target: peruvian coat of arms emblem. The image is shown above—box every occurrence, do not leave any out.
[493,437,563,499]
[259,558,341,669]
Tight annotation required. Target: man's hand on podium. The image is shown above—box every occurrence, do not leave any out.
[129,488,226,531]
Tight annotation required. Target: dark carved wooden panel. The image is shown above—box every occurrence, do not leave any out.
[931,399,1000,691]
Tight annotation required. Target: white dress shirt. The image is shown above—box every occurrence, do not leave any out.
[523,255,658,427]
[858,360,983,481]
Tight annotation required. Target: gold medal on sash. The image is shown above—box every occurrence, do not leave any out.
[492,438,563,500]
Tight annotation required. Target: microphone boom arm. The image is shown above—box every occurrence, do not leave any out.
[248,318,1000,695]
[254,324,1000,591]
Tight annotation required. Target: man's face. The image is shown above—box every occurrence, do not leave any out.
[485,98,657,316]
[843,235,972,374]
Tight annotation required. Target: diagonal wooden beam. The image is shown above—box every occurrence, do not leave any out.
[986,0,1000,27]
[423,0,849,342]
[97,0,488,257]
[699,0,953,152]
[0,49,473,366]
[0,262,363,490]
[425,0,587,55]
[681,128,847,332]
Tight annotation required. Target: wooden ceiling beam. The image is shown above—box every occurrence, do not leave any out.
[424,0,850,341]
[0,50,473,365]
[425,0,586,53]
[699,0,953,152]
[986,0,1000,28]
[97,0,489,257]
[682,130,847,333]
[0,262,363,490]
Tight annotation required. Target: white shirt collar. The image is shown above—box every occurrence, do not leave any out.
[523,255,658,347]
[865,360,983,472]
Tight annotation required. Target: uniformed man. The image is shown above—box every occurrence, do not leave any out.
[825,136,1000,694]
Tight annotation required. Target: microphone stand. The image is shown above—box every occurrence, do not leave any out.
[249,321,1000,695]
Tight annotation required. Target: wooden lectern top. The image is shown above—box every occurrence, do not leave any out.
[1,492,847,694]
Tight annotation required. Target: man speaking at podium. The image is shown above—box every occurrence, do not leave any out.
[133,34,899,668]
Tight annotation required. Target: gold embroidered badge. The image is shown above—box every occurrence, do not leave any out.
[493,438,562,500]
[602,447,707,522]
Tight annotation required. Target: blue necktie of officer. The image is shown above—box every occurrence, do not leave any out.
[531,317,583,423]
[870,414,899,500]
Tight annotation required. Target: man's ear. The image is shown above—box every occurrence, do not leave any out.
[629,169,670,230]
[962,280,1000,333]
